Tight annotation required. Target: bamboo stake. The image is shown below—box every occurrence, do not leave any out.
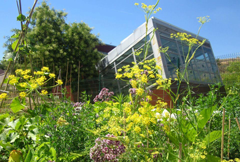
[53,63,55,85]
[236,117,240,131]
[228,118,231,159]
[70,65,72,100]
[221,108,225,161]
[178,143,182,162]
[65,61,69,88]
[77,61,80,102]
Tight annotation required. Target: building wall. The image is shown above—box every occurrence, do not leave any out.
[98,17,222,98]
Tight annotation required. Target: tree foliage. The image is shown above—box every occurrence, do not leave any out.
[27,1,103,81]
[2,1,103,84]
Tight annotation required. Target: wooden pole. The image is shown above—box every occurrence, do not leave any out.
[236,117,240,131]
[77,61,80,102]
[70,65,72,92]
[65,61,69,88]
[228,118,231,159]
[178,143,182,162]
[53,63,55,85]
[221,108,225,161]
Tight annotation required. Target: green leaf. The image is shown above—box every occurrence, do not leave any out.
[8,119,19,129]
[12,39,19,52]
[0,113,9,121]
[0,140,14,151]
[17,14,26,21]
[49,147,57,161]
[24,148,33,162]
[180,119,197,142]
[203,131,222,145]
[8,58,13,62]
[197,105,217,129]
[10,97,25,113]
[11,33,19,39]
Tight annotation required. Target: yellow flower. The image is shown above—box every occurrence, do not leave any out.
[141,75,148,83]
[9,78,18,85]
[8,75,15,79]
[134,126,141,133]
[149,74,155,78]
[19,82,27,88]
[15,69,23,75]
[31,83,38,89]
[34,71,44,75]
[41,66,50,72]
[117,68,122,72]
[41,90,48,95]
[141,3,147,9]
[115,73,122,79]
[56,79,63,85]
[21,69,31,75]
[19,92,27,98]
[130,80,137,88]
[23,75,31,80]
[136,88,144,96]
[0,93,8,99]
[57,117,69,126]
[49,73,56,78]
[36,76,46,86]
[134,3,139,6]
[200,155,206,159]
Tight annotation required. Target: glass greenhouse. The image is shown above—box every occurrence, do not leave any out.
[98,17,222,97]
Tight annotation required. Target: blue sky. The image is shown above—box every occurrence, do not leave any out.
[0,0,239,60]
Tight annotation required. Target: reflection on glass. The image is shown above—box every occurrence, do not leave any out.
[203,47,215,63]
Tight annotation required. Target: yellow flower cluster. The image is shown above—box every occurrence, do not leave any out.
[41,90,48,95]
[8,67,62,100]
[197,16,210,25]
[188,140,208,160]
[0,93,7,100]
[19,92,27,98]
[57,117,69,126]
[222,158,240,162]
[170,32,201,46]
[135,2,162,14]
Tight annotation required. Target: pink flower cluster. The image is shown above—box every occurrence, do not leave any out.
[93,88,114,102]
[90,134,126,162]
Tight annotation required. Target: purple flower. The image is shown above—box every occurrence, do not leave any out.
[129,88,136,95]
[90,134,125,162]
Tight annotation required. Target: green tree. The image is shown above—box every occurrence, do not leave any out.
[10,1,103,83]
[221,60,240,91]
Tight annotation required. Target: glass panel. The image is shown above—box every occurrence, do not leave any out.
[101,67,119,93]
[135,44,153,63]
[187,70,197,81]
[167,66,178,79]
[164,53,180,67]
[198,72,211,82]
[160,37,178,53]
[210,64,218,73]
[177,43,194,68]
[115,49,133,65]
[116,54,135,69]
[203,47,215,63]
[121,85,131,95]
